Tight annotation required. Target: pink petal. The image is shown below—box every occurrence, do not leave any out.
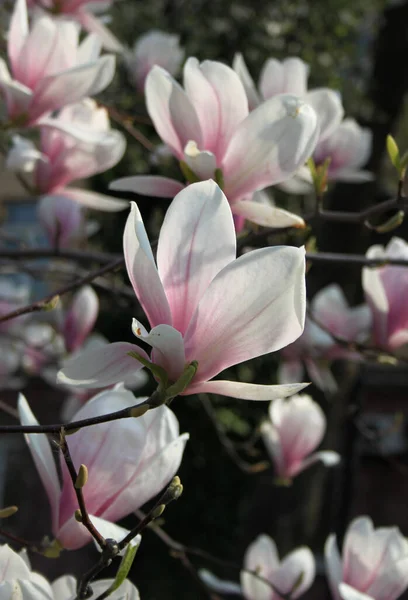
[57,341,149,388]
[110,175,184,198]
[222,95,319,201]
[324,534,343,600]
[124,202,172,327]
[145,65,202,159]
[7,0,29,75]
[339,584,374,600]
[76,10,124,52]
[18,394,60,533]
[232,53,260,110]
[274,547,315,598]
[306,88,344,142]
[232,199,305,228]
[185,380,309,400]
[157,180,236,334]
[62,188,129,212]
[62,286,99,352]
[260,420,285,475]
[184,246,306,383]
[259,57,309,99]
[241,534,279,599]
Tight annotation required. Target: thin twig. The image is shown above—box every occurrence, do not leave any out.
[106,105,156,151]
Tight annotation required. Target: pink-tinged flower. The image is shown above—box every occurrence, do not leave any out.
[282,118,373,193]
[58,180,308,401]
[0,544,54,599]
[241,534,315,599]
[18,386,188,550]
[37,195,84,248]
[26,0,123,52]
[363,237,408,351]
[233,54,344,143]
[260,393,340,482]
[60,285,99,353]
[110,58,319,229]
[325,516,408,600]
[7,99,128,211]
[279,284,371,393]
[0,0,115,126]
[126,30,184,93]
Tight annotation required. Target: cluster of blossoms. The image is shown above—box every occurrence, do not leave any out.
[0,0,407,598]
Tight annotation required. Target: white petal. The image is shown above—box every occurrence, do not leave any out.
[110,175,184,198]
[232,199,305,228]
[185,380,309,400]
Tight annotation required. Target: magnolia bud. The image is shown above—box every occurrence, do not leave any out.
[75,464,88,489]
[0,505,18,518]
[37,195,83,248]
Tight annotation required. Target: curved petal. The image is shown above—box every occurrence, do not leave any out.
[132,321,185,382]
[110,175,184,198]
[298,450,341,474]
[52,575,76,599]
[275,547,315,598]
[362,246,389,348]
[222,95,319,201]
[183,142,217,179]
[8,0,29,75]
[199,569,242,595]
[0,544,31,580]
[185,380,309,400]
[184,246,306,382]
[18,394,60,533]
[61,188,129,212]
[241,534,279,600]
[339,584,373,600]
[306,88,344,142]
[324,534,343,600]
[232,199,305,228]
[62,286,99,353]
[124,202,172,328]
[57,342,149,388]
[91,579,140,600]
[77,10,124,53]
[145,66,202,159]
[259,57,309,99]
[157,180,236,333]
[260,420,285,475]
[232,53,260,110]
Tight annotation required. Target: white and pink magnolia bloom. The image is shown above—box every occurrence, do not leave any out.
[260,393,340,482]
[19,386,188,550]
[58,180,308,401]
[363,237,408,351]
[325,516,408,600]
[60,285,99,353]
[7,99,128,211]
[126,30,184,92]
[37,195,84,248]
[111,58,319,229]
[241,534,315,600]
[279,284,371,393]
[0,0,115,126]
[233,54,344,143]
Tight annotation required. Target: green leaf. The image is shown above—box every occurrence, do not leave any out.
[104,541,140,596]
[386,135,401,170]
[179,161,200,183]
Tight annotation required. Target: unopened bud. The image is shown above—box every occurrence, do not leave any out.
[162,476,183,504]
[74,509,83,522]
[367,210,404,233]
[75,464,88,489]
[151,504,166,519]
[0,505,18,518]
[40,295,60,312]
[130,404,149,418]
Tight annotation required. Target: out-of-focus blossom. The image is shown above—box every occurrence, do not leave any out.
[58,180,308,402]
[0,0,115,126]
[110,58,319,230]
[242,535,315,599]
[363,237,408,351]
[60,285,99,353]
[233,54,344,143]
[19,385,189,549]
[0,544,140,599]
[7,99,128,212]
[26,0,123,52]
[260,393,340,482]
[325,516,408,600]
[126,30,184,92]
[282,119,373,194]
[37,195,84,248]
[279,284,371,393]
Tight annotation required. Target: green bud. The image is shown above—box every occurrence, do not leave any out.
[75,464,88,489]
[42,539,63,558]
[0,505,18,518]
[130,404,150,418]
[151,504,166,519]
[387,135,400,170]
[41,295,59,311]
[74,509,83,522]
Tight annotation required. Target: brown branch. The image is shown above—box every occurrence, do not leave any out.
[105,105,156,151]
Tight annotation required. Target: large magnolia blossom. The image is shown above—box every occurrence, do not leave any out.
[0,543,139,599]
[19,386,188,550]
[111,58,319,229]
[363,237,408,351]
[0,0,115,126]
[58,180,308,401]
[260,394,340,482]
[325,516,408,600]
[7,99,127,211]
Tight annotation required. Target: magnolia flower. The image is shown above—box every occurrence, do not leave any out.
[19,386,188,549]
[233,54,344,143]
[37,195,84,248]
[26,0,123,52]
[60,285,99,353]
[260,394,340,482]
[279,284,371,393]
[0,0,115,126]
[282,119,373,193]
[127,30,184,92]
[110,58,319,229]
[363,237,408,351]
[0,544,140,599]
[58,180,308,402]
[325,516,408,600]
[7,99,127,211]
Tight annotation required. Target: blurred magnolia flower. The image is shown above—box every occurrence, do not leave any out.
[19,385,188,549]
[26,0,123,52]
[363,237,408,351]
[126,30,184,92]
[260,394,340,482]
[110,58,319,230]
[58,180,308,402]
[7,99,128,212]
[0,543,140,599]
[60,285,99,353]
[0,0,115,126]
[200,535,315,599]
[279,284,371,393]
[325,516,408,600]
[282,118,373,194]
[233,54,344,143]
[37,195,84,248]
